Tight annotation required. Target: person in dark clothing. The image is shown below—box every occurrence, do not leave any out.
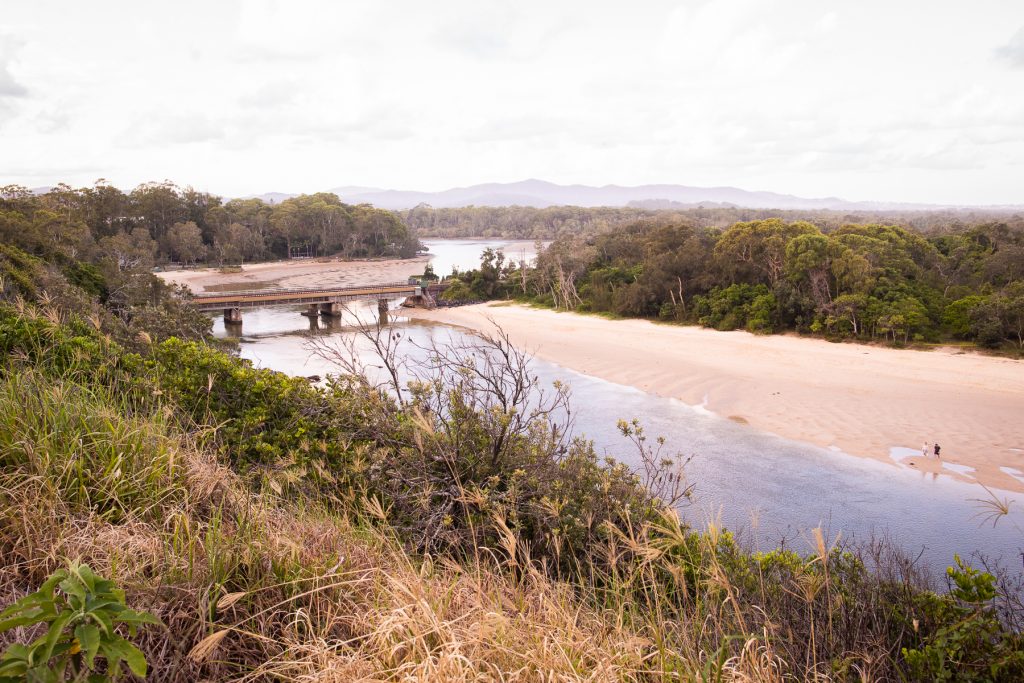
[934,443,941,458]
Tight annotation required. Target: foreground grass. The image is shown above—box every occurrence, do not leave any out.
[1,305,1022,681]
[0,369,689,681]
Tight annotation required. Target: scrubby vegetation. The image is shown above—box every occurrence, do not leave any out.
[2,300,1023,680]
[446,218,1024,353]
[6,188,1024,679]
[2,210,1023,679]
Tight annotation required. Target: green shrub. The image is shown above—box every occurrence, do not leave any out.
[0,562,160,681]
[439,279,474,301]
[0,244,44,300]
[694,283,774,331]
[147,338,364,487]
[60,261,108,300]
[0,306,148,396]
[901,556,1024,681]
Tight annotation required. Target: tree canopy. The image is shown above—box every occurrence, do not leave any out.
[453,217,1024,351]
[1,181,421,268]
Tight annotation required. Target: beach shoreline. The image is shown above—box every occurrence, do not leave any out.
[408,303,1024,493]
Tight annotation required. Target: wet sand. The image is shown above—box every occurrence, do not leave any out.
[410,303,1024,493]
[158,256,430,293]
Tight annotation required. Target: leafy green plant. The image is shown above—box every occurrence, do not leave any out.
[0,562,161,682]
[901,555,1024,681]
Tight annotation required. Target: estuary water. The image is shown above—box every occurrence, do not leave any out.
[211,239,1024,577]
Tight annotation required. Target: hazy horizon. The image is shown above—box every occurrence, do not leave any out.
[2,1,1024,205]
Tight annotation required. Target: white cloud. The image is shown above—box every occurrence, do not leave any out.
[0,35,28,96]
[126,114,226,146]
[995,26,1024,66]
[0,34,28,124]
[0,0,1023,204]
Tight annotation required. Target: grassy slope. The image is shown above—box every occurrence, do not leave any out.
[0,368,689,681]
[0,303,1021,682]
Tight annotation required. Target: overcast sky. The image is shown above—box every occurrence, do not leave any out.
[2,1,1023,204]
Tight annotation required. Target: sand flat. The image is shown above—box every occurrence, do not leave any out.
[410,303,1024,492]
[158,256,430,293]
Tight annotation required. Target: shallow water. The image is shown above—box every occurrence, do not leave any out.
[420,239,540,278]
[210,240,1024,577]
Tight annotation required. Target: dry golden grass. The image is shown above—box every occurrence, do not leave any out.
[0,430,701,682]
[1,424,803,682]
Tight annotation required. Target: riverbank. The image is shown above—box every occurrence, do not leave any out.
[409,303,1024,493]
[158,255,430,293]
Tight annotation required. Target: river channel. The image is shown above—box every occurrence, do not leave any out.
[211,239,1024,578]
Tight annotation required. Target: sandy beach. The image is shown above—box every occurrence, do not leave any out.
[158,256,430,293]
[410,303,1024,493]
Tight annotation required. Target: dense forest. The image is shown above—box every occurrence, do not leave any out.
[0,191,1023,678]
[447,218,1024,351]
[403,203,1024,241]
[0,181,421,268]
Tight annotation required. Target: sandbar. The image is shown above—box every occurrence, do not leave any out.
[158,256,429,293]
[409,303,1024,493]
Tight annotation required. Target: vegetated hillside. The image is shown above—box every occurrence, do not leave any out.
[1,222,1022,679]
[0,181,420,268]
[402,203,1024,240]
[0,188,217,349]
[442,218,1024,352]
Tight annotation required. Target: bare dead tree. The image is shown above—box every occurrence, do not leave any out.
[408,319,574,469]
[305,304,410,406]
[517,251,529,295]
[307,311,698,559]
[668,276,687,319]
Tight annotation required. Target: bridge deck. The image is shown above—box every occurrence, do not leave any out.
[191,282,419,311]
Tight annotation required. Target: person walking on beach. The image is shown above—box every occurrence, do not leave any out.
[922,442,929,457]
[934,443,941,458]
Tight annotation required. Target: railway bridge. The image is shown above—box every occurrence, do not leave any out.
[190,281,444,324]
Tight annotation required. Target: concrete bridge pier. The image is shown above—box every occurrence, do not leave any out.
[301,304,319,318]
[224,307,242,323]
[319,302,344,317]
[307,314,340,333]
[378,299,389,324]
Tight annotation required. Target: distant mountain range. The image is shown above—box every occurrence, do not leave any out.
[21,180,1021,212]
[247,179,1023,212]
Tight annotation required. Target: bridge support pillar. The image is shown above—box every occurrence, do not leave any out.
[224,307,242,323]
[301,304,319,318]
[319,302,343,317]
[378,299,389,325]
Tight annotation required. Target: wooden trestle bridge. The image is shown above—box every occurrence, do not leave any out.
[191,281,444,323]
